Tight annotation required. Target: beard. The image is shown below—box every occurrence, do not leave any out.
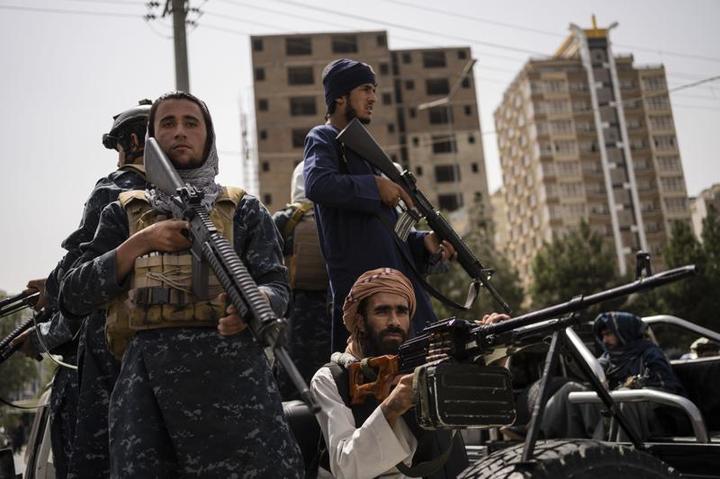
[361,324,408,356]
[345,104,371,125]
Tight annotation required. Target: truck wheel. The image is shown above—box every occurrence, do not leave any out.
[459,439,680,479]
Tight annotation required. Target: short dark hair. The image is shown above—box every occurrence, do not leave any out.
[115,118,147,156]
[148,91,215,160]
[325,92,348,119]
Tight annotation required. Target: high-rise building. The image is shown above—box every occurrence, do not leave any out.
[495,19,690,288]
[250,31,491,222]
[690,183,720,241]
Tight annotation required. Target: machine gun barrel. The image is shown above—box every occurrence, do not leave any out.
[0,291,39,319]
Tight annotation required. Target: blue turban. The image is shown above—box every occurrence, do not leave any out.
[322,58,376,109]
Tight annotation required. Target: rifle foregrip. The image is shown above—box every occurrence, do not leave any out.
[0,317,34,365]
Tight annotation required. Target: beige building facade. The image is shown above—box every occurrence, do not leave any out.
[250,31,491,221]
[495,21,690,288]
[690,183,720,241]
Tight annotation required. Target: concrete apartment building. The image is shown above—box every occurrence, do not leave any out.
[690,183,720,240]
[494,20,690,288]
[250,31,491,222]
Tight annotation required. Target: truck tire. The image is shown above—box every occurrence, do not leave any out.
[459,439,680,479]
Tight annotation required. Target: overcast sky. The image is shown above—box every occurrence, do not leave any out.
[1,0,718,294]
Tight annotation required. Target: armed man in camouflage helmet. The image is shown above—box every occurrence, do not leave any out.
[272,160,331,400]
[13,100,150,479]
[59,91,303,478]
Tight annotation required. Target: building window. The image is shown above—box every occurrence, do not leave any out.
[468,134,475,144]
[471,162,479,173]
[377,33,387,47]
[422,51,446,68]
[379,63,390,75]
[405,80,415,90]
[429,107,452,125]
[432,135,456,154]
[425,78,450,95]
[261,161,270,172]
[292,128,309,148]
[287,66,314,85]
[254,67,265,81]
[457,49,467,60]
[415,166,423,176]
[653,135,676,150]
[642,76,666,91]
[438,193,463,211]
[289,97,316,116]
[387,123,395,133]
[435,164,461,183]
[259,130,267,140]
[409,107,416,118]
[461,77,471,88]
[412,137,419,147]
[286,37,312,56]
[464,105,472,116]
[382,92,392,105]
[258,99,268,111]
[252,38,263,51]
[263,193,272,205]
[402,52,411,64]
[332,34,357,53]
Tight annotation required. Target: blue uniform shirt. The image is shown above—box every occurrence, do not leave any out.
[303,123,436,350]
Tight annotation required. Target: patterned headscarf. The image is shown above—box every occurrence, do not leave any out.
[342,268,415,357]
[145,91,222,215]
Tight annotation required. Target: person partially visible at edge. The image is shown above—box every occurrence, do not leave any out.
[272,160,332,400]
[12,101,151,479]
[311,267,509,479]
[58,91,303,478]
[303,58,457,352]
[540,311,685,441]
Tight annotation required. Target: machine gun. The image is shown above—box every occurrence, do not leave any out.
[337,118,510,314]
[0,304,53,366]
[144,138,318,411]
[347,264,696,435]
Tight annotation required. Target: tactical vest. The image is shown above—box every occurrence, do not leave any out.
[105,186,245,359]
[284,202,328,291]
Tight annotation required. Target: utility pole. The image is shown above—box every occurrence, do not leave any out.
[168,0,190,92]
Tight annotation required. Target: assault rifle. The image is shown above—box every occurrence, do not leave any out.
[0,307,53,366]
[144,138,318,411]
[347,264,696,431]
[337,118,510,314]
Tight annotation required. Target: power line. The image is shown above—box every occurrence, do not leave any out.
[0,4,142,18]
[269,0,548,57]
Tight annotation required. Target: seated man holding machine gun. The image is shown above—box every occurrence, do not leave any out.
[59,91,303,477]
[311,267,508,479]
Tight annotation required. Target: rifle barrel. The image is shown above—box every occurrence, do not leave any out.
[0,291,39,319]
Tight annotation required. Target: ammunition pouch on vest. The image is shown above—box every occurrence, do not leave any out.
[284,202,328,291]
[105,186,245,359]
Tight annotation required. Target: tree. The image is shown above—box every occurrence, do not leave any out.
[427,229,525,321]
[530,221,621,311]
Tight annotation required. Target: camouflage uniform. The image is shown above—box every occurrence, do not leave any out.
[273,203,331,400]
[60,194,303,478]
[30,167,146,479]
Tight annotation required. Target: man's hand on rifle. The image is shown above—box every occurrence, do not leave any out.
[478,312,511,325]
[375,176,414,209]
[217,293,248,336]
[424,233,457,262]
[9,327,39,359]
[380,373,415,427]
[24,278,48,312]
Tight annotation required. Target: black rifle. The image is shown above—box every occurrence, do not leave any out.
[337,118,510,314]
[0,308,53,365]
[144,138,318,411]
[0,290,39,320]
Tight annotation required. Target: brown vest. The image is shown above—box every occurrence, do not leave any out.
[105,186,245,359]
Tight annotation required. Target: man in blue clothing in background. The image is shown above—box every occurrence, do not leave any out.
[303,58,456,352]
